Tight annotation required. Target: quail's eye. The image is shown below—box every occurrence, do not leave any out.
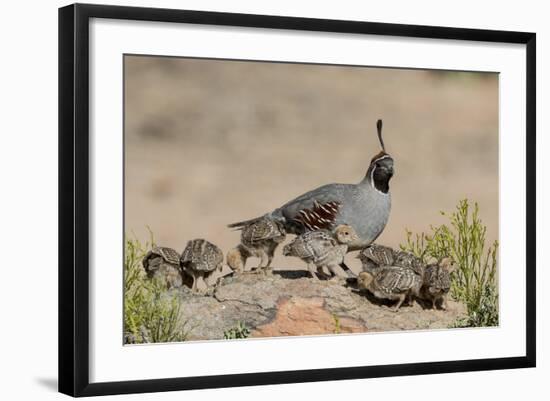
[344,231,349,235]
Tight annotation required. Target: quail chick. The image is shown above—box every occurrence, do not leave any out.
[357,243,396,273]
[358,244,424,278]
[226,243,271,275]
[236,217,286,275]
[180,239,224,293]
[394,250,425,279]
[142,246,183,289]
[357,266,422,312]
[283,224,358,280]
[226,244,249,276]
[421,257,456,310]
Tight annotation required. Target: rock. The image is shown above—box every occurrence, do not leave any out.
[172,271,468,341]
[252,297,366,337]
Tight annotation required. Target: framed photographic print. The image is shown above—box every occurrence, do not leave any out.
[58,3,536,397]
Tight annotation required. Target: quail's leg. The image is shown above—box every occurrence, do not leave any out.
[327,264,348,282]
[166,276,174,290]
[307,263,320,279]
[258,250,269,269]
[314,266,326,279]
[263,252,274,276]
[205,269,219,288]
[262,255,274,276]
[174,270,184,289]
[234,264,244,275]
[405,293,415,307]
[393,294,406,312]
[191,274,197,292]
[196,274,208,294]
[431,298,437,310]
[441,295,448,311]
[339,262,353,277]
[266,251,274,268]
[319,265,333,278]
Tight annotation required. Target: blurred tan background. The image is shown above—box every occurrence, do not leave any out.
[124,55,498,272]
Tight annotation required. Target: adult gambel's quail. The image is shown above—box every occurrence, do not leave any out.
[228,120,394,250]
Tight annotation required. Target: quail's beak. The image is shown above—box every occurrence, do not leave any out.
[383,164,394,177]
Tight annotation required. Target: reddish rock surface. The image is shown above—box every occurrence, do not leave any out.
[251,297,366,337]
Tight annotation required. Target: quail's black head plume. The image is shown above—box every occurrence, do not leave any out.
[377,119,385,152]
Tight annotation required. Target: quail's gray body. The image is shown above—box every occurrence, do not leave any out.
[229,120,394,251]
[283,225,358,279]
[421,258,455,310]
[142,246,183,289]
[275,181,391,250]
[181,239,223,293]
[357,266,422,312]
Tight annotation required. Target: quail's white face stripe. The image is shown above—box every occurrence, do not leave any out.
[372,154,391,163]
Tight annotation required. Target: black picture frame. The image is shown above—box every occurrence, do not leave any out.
[59,3,536,397]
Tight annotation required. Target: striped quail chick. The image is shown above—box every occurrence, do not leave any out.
[358,244,425,279]
[142,246,183,289]
[180,239,223,293]
[227,217,286,275]
[357,243,395,273]
[357,266,422,312]
[229,120,394,250]
[394,251,425,279]
[421,257,456,310]
[282,224,358,280]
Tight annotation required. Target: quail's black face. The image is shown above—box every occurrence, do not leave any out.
[374,155,394,177]
[370,154,394,193]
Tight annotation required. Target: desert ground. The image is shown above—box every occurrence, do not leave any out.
[124,55,499,276]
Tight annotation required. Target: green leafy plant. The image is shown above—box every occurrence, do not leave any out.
[124,232,190,343]
[401,199,499,327]
[223,322,251,340]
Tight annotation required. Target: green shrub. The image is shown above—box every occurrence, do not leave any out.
[223,322,250,339]
[124,233,190,343]
[401,199,499,327]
